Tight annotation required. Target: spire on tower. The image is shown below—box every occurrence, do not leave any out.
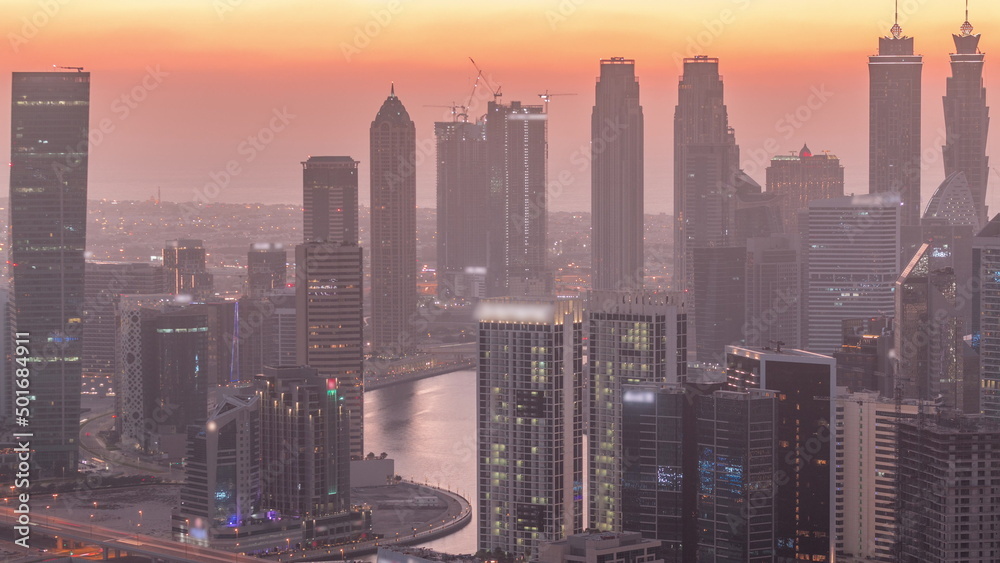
[891,0,902,38]
[960,0,974,35]
[390,82,395,97]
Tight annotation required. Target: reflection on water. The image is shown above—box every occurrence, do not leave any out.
[365,369,477,555]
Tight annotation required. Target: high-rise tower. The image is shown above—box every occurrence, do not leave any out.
[9,70,90,476]
[869,13,922,225]
[766,144,844,235]
[673,56,741,293]
[370,85,417,358]
[435,119,488,300]
[943,7,991,226]
[485,100,549,297]
[302,156,359,244]
[591,57,644,291]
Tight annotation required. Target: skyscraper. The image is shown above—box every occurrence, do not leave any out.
[727,345,836,562]
[295,241,364,458]
[587,291,686,533]
[302,156,359,244]
[9,70,90,475]
[434,119,488,300]
[923,171,981,231]
[673,55,741,294]
[256,365,351,532]
[744,235,801,349]
[477,298,584,558]
[805,194,901,354]
[246,243,286,299]
[591,57,643,292]
[974,214,1000,422]
[485,101,549,297]
[898,412,1000,563]
[83,261,165,378]
[943,11,991,226]
[869,16,922,226]
[370,85,417,357]
[765,145,844,236]
[692,246,745,363]
[895,242,978,412]
[163,239,213,300]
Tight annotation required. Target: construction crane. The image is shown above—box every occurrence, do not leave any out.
[538,90,577,108]
[424,104,469,123]
[469,57,502,102]
[53,65,84,72]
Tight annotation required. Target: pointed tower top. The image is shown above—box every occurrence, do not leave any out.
[390,82,396,97]
[800,143,812,158]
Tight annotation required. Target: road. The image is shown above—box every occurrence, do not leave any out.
[0,507,259,563]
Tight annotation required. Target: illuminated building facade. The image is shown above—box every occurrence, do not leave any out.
[587,291,686,533]
[302,156,359,244]
[765,145,844,236]
[163,239,213,300]
[9,70,90,475]
[726,345,835,562]
[476,298,584,558]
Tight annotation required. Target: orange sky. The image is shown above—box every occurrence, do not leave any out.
[2,0,1000,214]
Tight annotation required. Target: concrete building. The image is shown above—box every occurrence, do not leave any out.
[246,243,286,299]
[898,412,1000,562]
[744,235,801,349]
[476,298,584,558]
[974,214,1000,421]
[302,156,359,245]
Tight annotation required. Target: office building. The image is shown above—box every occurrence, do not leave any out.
[692,246,745,363]
[295,241,364,458]
[246,243,286,299]
[726,345,836,562]
[896,242,978,412]
[744,235,801,349]
[370,85,417,357]
[83,261,165,378]
[587,291,686,533]
[476,298,584,558]
[974,214,1000,422]
[8,70,90,475]
[673,55,741,294]
[176,387,260,545]
[302,156,359,244]
[766,145,844,235]
[869,16,922,225]
[942,13,991,226]
[805,194,901,354]
[898,412,1000,562]
[591,57,644,292]
[261,287,297,368]
[163,239,214,300]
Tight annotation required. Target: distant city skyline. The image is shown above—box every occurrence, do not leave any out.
[1,2,999,213]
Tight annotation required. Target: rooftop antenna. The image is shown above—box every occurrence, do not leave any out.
[891,0,902,38]
[961,0,974,35]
